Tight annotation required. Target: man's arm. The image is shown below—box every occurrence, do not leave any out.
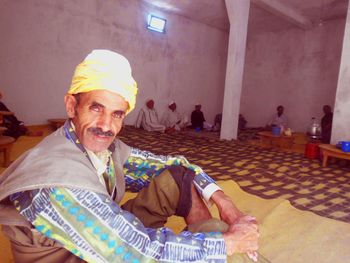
[123,147,220,196]
[12,187,228,262]
[282,115,288,127]
[211,190,243,225]
[201,112,206,122]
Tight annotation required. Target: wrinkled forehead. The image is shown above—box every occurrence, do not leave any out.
[78,90,129,111]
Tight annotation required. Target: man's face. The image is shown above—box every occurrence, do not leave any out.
[169,103,176,111]
[323,105,331,114]
[277,106,284,115]
[65,90,129,152]
[146,100,154,109]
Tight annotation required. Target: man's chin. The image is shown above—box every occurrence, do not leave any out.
[85,140,112,153]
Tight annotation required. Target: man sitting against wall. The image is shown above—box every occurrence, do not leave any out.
[269,105,288,128]
[0,91,42,138]
[162,101,189,132]
[135,98,166,132]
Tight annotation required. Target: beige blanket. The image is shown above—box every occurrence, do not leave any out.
[1,180,350,262]
[163,180,350,263]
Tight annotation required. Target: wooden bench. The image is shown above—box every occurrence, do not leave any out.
[319,144,350,167]
[258,131,294,149]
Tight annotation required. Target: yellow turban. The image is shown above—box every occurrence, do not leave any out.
[68,49,138,114]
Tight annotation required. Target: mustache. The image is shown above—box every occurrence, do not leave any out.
[87,127,115,137]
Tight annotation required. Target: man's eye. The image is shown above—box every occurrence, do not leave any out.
[113,111,125,119]
[90,105,101,112]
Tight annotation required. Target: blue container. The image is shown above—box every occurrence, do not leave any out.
[272,126,281,136]
[341,141,350,152]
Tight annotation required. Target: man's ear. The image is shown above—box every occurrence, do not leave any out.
[64,94,77,118]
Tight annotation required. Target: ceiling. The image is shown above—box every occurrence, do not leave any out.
[139,0,349,33]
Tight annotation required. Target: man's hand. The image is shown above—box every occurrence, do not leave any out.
[211,190,243,225]
[223,220,259,256]
[211,191,259,258]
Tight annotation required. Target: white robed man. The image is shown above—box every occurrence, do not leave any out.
[135,99,166,132]
[162,101,189,132]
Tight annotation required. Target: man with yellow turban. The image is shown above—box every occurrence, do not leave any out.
[0,50,258,262]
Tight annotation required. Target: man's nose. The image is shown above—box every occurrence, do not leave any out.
[96,114,113,131]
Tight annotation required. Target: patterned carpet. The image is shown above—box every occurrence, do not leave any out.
[119,126,350,224]
[237,127,264,142]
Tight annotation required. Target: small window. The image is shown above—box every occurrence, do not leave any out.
[147,14,166,33]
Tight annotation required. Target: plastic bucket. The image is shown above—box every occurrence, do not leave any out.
[272,126,281,136]
[341,141,350,152]
[305,143,320,159]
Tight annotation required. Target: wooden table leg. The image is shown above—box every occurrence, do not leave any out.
[4,145,11,167]
[0,136,15,167]
[0,144,13,167]
[322,153,328,167]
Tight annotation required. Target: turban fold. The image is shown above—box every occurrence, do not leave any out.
[68,49,138,114]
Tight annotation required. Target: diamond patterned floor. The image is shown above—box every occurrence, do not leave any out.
[119,126,350,223]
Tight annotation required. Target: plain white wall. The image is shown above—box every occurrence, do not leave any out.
[241,19,345,132]
[332,3,350,144]
[0,0,346,133]
[0,0,228,125]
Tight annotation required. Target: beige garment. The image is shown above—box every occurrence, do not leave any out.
[0,128,130,204]
[135,108,165,132]
[3,225,83,263]
[161,109,188,131]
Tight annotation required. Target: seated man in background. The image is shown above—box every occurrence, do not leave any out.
[0,92,28,138]
[238,114,247,130]
[0,50,258,262]
[162,101,189,132]
[191,103,205,130]
[321,105,333,143]
[268,105,288,129]
[135,98,166,132]
[213,113,222,132]
[190,103,213,131]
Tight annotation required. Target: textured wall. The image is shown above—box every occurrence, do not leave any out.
[332,4,350,144]
[0,0,228,125]
[241,19,345,132]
